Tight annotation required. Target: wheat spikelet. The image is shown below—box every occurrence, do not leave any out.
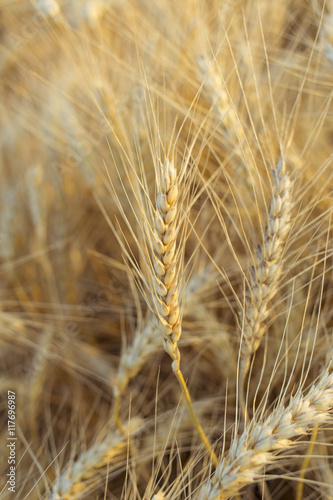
[34,0,60,17]
[198,358,333,499]
[240,157,292,389]
[152,492,166,500]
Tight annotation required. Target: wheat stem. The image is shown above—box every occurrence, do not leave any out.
[296,424,319,500]
[173,365,218,467]
[151,159,217,465]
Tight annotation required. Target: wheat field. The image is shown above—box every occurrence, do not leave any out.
[0,0,332,499]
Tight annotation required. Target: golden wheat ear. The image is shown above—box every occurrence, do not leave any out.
[239,156,292,415]
[150,159,182,366]
[144,158,218,466]
[199,354,333,499]
[48,417,143,499]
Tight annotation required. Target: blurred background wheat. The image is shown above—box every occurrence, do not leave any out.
[0,0,332,498]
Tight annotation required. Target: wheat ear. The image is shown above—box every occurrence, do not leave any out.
[198,360,333,499]
[197,55,254,185]
[113,319,158,429]
[151,159,218,466]
[48,431,130,499]
[197,55,238,133]
[240,157,292,411]
[151,159,182,368]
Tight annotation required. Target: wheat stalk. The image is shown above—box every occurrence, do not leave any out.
[112,159,182,430]
[149,158,218,466]
[198,359,333,499]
